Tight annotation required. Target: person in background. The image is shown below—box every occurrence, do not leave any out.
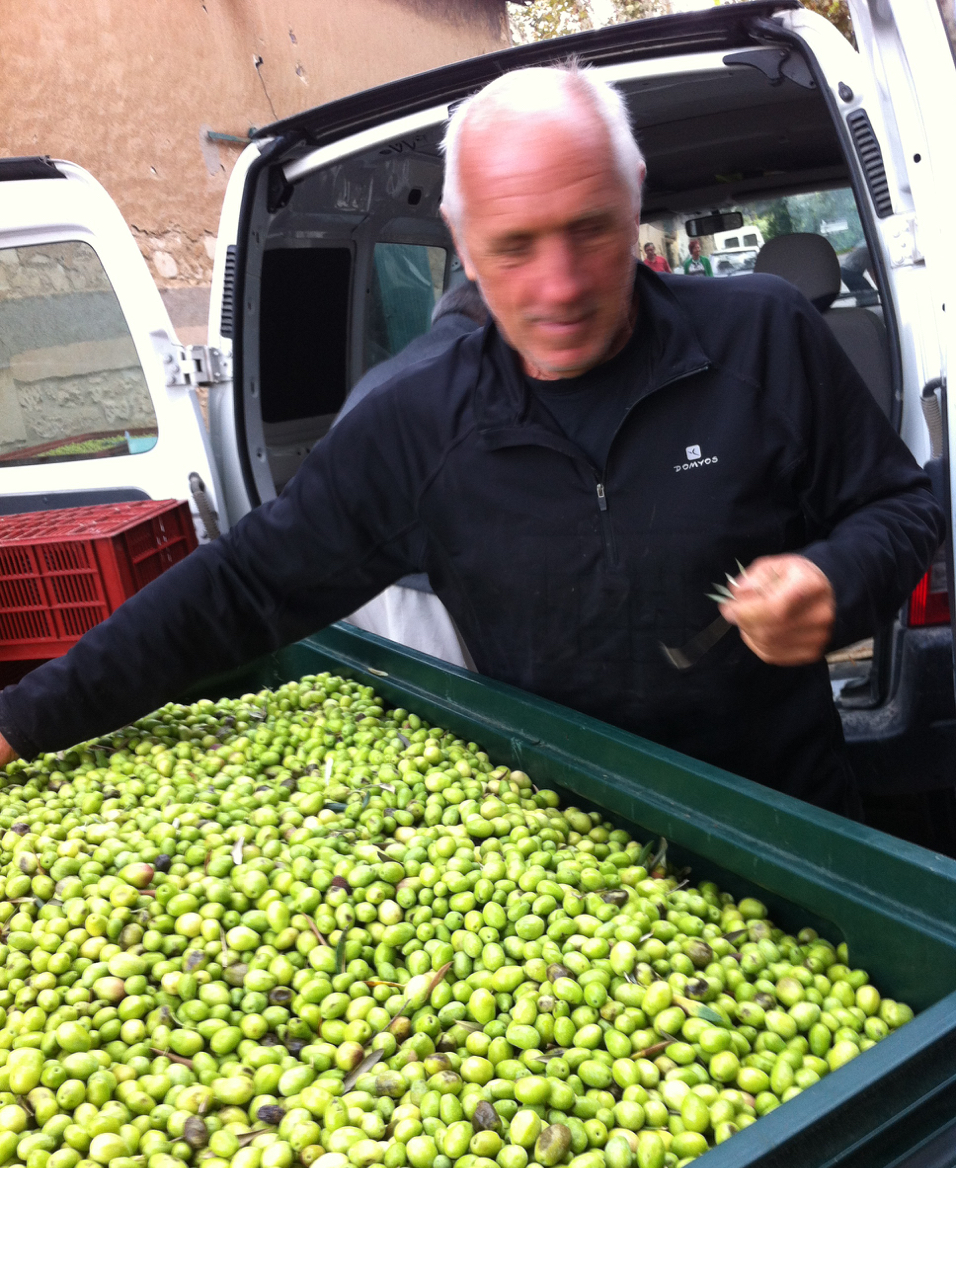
[642,241,671,273]
[840,243,874,295]
[682,238,713,277]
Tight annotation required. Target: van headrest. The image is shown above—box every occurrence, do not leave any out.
[754,233,842,312]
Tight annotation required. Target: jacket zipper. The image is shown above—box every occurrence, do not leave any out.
[595,477,616,565]
[595,362,710,570]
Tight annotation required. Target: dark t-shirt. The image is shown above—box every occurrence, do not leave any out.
[525,316,648,473]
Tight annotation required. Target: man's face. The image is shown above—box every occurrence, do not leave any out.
[689,240,701,259]
[644,244,656,258]
[446,105,642,379]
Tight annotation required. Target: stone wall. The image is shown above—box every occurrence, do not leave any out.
[0,243,156,463]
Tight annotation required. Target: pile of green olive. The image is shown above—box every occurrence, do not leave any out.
[0,672,913,1167]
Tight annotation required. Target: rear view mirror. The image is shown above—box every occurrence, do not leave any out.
[685,210,744,238]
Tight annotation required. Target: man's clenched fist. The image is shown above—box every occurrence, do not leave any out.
[718,554,836,666]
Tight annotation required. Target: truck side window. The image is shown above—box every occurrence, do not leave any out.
[0,240,158,467]
[365,243,446,371]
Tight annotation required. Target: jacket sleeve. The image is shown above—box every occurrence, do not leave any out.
[787,300,945,651]
[0,389,423,758]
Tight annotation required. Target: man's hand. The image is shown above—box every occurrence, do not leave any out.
[719,555,836,666]
[0,732,19,769]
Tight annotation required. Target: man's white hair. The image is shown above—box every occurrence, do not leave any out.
[441,63,644,233]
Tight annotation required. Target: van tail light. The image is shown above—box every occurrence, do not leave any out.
[908,563,950,627]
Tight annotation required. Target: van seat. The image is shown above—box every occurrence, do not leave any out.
[754,233,891,418]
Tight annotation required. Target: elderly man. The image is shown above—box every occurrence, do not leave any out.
[0,65,942,815]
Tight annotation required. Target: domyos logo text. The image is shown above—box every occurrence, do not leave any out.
[675,444,718,472]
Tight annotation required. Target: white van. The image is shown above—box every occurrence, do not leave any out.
[714,225,765,253]
[1,1,954,842]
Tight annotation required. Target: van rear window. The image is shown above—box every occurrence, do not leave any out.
[365,243,447,371]
[259,246,351,423]
[0,240,158,467]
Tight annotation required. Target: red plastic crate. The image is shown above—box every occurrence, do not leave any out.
[0,500,198,660]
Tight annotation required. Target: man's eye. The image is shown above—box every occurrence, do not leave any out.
[573,222,609,241]
[495,242,530,261]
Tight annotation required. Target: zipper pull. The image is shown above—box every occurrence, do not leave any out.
[596,482,607,511]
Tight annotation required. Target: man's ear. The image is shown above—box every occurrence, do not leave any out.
[441,206,478,282]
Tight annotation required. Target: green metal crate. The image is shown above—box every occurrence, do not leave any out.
[192,623,956,1168]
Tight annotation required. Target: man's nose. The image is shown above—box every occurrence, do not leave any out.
[534,234,587,304]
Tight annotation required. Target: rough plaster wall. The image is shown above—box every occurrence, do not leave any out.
[0,0,510,298]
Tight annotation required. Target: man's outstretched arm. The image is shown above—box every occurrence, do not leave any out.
[0,397,419,759]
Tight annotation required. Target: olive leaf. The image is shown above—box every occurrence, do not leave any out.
[335,934,347,975]
[341,1045,386,1093]
[391,960,453,1024]
[672,995,725,1026]
[632,1040,672,1059]
[235,1129,270,1148]
[634,839,655,867]
[647,839,669,874]
[231,836,244,866]
[425,961,453,996]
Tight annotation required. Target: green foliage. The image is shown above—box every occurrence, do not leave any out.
[508,1,670,46]
[741,189,864,255]
[798,1,853,43]
[507,1,853,47]
[508,0,593,44]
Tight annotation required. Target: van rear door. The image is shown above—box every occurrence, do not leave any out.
[842,1,955,468]
[0,158,222,535]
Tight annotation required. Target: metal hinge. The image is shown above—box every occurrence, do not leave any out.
[885,214,924,269]
[163,344,233,387]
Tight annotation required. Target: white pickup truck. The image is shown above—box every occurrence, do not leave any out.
[0,0,954,841]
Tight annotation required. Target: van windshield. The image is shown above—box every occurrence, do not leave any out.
[0,240,158,468]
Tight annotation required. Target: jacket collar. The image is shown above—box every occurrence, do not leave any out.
[472,263,711,449]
